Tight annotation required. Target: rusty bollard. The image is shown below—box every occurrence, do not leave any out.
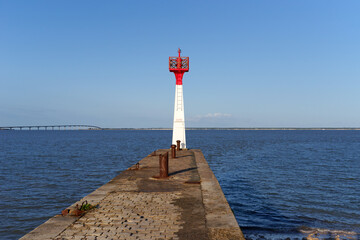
[159,152,169,178]
[171,145,176,158]
[176,140,181,151]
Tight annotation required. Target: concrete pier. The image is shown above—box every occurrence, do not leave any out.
[21,149,244,240]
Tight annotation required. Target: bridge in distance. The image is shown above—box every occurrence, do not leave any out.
[0,125,103,130]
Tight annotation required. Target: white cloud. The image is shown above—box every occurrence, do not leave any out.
[188,113,232,122]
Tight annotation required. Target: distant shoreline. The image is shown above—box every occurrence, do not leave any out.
[2,127,360,131]
[101,128,360,130]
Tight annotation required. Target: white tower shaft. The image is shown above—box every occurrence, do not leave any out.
[172,84,186,149]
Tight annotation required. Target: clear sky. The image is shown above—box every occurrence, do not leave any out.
[1,0,359,128]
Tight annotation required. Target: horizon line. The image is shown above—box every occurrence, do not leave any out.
[100,127,360,130]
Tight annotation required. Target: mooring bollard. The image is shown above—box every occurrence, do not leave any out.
[171,145,176,158]
[159,152,169,178]
[176,140,181,151]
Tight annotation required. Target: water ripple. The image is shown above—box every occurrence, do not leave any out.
[1,130,359,239]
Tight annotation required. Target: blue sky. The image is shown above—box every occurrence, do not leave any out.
[1,0,359,128]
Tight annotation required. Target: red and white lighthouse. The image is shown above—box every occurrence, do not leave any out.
[169,48,189,149]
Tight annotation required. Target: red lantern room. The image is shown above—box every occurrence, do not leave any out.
[169,48,189,85]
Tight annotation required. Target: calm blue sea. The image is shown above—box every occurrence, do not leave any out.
[0,130,359,239]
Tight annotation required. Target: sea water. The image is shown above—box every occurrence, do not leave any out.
[0,130,359,239]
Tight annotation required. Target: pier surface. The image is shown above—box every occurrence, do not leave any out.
[21,149,244,240]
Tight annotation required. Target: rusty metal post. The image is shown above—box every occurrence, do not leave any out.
[159,152,169,178]
[171,145,176,158]
[176,140,181,151]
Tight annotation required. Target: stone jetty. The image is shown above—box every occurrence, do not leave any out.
[21,149,244,240]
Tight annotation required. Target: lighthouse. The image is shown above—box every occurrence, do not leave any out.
[169,48,189,149]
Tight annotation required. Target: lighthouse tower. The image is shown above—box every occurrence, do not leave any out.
[169,48,189,149]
